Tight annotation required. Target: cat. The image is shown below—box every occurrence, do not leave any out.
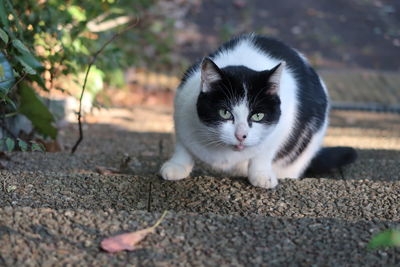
[160,33,356,189]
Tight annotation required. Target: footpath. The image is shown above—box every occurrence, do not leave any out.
[0,71,399,266]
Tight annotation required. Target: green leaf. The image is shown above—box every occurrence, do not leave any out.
[30,74,47,91]
[31,142,45,152]
[0,28,9,44]
[15,50,43,72]
[12,39,43,75]
[12,39,31,54]
[21,53,44,71]
[18,139,28,152]
[15,56,37,75]
[0,2,10,30]
[368,229,400,249]
[67,6,87,22]
[18,82,57,139]
[5,137,15,151]
[4,97,16,110]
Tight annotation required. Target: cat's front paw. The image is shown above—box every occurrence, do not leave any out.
[160,161,191,181]
[248,172,278,189]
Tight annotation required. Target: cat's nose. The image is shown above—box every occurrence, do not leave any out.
[235,133,247,142]
[235,123,248,142]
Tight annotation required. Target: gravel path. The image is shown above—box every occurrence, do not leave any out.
[1,171,399,221]
[1,106,399,266]
[1,208,399,266]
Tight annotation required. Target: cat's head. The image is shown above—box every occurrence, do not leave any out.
[196,57,283,151]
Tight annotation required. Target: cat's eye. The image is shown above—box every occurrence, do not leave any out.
[219,109,232,120]
[251,113,264,121]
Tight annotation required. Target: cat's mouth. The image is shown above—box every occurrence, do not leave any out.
[233,143,245,151]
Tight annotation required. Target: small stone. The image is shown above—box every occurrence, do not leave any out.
[83,240,92,247]
[64,211,74,217]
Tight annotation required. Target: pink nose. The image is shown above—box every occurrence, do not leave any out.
[235,133,247,142]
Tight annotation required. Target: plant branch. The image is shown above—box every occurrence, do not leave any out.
[71,20,137,154]
[11,72,27,92]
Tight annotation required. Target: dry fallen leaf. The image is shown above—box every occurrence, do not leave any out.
[95,154,134,175]
[100,211,168,253]
[101,228,154,252]
[95,166,118,175]
[34,138,62,152]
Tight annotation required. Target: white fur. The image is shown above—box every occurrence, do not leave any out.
[160,37,328,189]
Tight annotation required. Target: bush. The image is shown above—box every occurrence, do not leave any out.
[0,0,174,150]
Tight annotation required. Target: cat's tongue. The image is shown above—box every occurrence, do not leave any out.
[235,144,245,151]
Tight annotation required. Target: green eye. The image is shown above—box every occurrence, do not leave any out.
[219,109,232,120]
[251,113,264,121]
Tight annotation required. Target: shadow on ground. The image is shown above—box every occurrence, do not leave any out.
[3,123,400,180]
[1,119,399,221]
[1,107,399,265]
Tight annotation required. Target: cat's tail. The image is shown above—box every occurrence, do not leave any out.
[306,147,358,175]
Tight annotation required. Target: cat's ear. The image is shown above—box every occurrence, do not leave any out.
[267,61,286,95]
[200,57,222,93]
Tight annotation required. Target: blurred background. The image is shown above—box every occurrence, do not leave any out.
[1,1,400,262]
[0,0,399,150]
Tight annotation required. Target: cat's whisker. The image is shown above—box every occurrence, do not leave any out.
[220,82,235,103]
[249,84,270,107]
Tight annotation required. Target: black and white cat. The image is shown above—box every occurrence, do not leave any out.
[160,34,356,189]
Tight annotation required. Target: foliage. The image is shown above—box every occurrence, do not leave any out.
[0,137,45,152]
[369,229,400,250]
[0,0,175,149]
[18,82,57,139]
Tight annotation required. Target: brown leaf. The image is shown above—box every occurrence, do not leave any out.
[100,228,154,252]
[95,154,134,175]
[95,166,118,175]
[100,211,168,253]
[34,138,62,152]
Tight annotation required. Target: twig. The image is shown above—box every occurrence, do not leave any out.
[71,20,137,154]
[3,178,7,193]
[3,112,17,118]
[147,182,152,212]
[10,72,27,92]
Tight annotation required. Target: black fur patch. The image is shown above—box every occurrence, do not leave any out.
[196,65,281,127]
